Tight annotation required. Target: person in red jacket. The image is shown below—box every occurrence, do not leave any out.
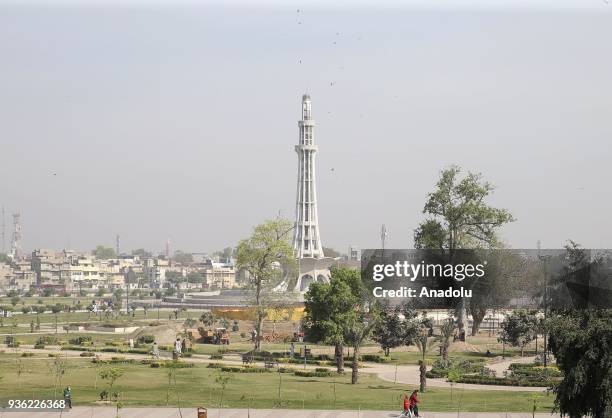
[401,393,410,416]
[409,390,420,417]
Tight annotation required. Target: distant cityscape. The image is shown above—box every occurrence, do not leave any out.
[0,95,364,297]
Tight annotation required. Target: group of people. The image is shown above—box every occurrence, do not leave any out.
[401,390,420,417]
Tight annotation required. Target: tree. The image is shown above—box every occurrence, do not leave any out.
[50,304,63,334]
[415,327,431,392]
[372,302,420,356]
[131,248,152,258]
[199,311,216,327]
[0,253,10,264]
[303,267,360,374]
[92,245,116,260]
[414,166,514,332]
[99,368,124,403]
[498,310,537,356]
[51,356,68,398]
[438,318,455,361]
[215,371,232,409]
[548,309,611,418]
[304,267,379,383]
[187,271,204,284]
[236,218,295,351]
[172,251,193,265]
[213,247,234,261]
[10,296,20,306]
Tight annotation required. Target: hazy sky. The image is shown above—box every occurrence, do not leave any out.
[1,1,611,255]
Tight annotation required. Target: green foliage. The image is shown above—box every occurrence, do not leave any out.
[498,310,539,355]
[372,301,421,355]
[93,245,116,260]
[236,218,295,350]
[548,309,612,418]
[414,165,515,251]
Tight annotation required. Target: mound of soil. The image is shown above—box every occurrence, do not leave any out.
[129,323,182,345]
[448,341,481,353]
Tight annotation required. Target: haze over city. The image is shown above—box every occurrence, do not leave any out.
[1,0,611,254]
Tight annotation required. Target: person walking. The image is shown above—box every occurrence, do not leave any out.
[63,386,72,409]
[400,393,411,417]
[409,390,420,417]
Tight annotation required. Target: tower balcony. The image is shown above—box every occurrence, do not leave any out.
[295,144,318,152]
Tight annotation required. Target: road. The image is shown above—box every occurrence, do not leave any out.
[0,407,561,418]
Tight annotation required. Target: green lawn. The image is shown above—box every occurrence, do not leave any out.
[0,355,556,412]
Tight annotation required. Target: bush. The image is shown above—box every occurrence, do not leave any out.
[21,352,34,357]
[361,354,391,363]
[294,369,334,378]
[210,353,223,360]
[34,342,45,349]
[456,375,558,387]
[80,352,95,357]
[69,335,93,345]
[126,348,149,354]
[218,365,271,373]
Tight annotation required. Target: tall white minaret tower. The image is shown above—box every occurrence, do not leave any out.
[293,94,324,259]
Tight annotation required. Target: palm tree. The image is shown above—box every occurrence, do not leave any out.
[415,329,430,392]
[438,318,455,362]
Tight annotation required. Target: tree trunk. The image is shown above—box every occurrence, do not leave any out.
[255,313,264,351]
[351,344,360,384]
[419,360,427,392]
[442,343,449,362]
[335,343,344,374]
[470,308,487,336]
[457,298,467,336]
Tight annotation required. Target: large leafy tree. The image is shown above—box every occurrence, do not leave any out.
[372,301,421,356]
[303,267,360,374]
[548,309,612,418]
[304,267,379,384]
[414,166,514,332]
[236,218,295,351]
[544,243,612,418]
[498,309,538,356]
[92,245,116,260]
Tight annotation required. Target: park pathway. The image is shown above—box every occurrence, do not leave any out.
[0,407,562,418]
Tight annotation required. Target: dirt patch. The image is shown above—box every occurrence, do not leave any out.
[129,323,182,345]
[448,341,482,353]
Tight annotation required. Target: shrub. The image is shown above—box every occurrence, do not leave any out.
[80,352,95,357]
[456,375,558,387]
[294,369,333,378]
[21,352,34,357]
[210,353,223,360]
[34,342,45,349]
[69,336,93,345]
[218,365,271,373]
[361,354,391,363]
[207,363,224,369]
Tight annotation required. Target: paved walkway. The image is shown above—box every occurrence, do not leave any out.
[0,407,561,418]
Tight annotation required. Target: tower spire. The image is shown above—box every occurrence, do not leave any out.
[293,94,324,259]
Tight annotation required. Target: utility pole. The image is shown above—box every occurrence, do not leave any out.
[1,205,5,254]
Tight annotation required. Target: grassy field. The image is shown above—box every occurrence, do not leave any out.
[0,354,555,412]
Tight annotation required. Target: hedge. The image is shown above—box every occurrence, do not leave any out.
[294,369,334,378]
[456,375,557,387]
